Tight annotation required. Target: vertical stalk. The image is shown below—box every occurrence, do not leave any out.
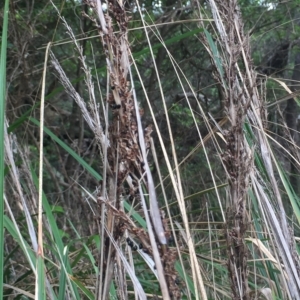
[0,0,9,298]
[204,1,253,298]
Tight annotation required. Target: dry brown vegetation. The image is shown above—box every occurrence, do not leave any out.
[2,0,300,299]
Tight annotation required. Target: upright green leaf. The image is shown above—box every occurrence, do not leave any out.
[31,169,80,300]
[0,0,9,298]
[36,254,46,300]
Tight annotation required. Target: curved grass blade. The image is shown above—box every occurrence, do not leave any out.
[123,201,147,228]
[29,117,102,181]
[70,277,94,300]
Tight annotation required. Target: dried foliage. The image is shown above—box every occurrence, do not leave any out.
[201,0,300,299]
[50,0,181,299]
[204,1,253,298]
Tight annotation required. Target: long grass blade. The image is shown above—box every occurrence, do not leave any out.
[30,168,81,299]
[0,0,9,298]
[29,117,102,181]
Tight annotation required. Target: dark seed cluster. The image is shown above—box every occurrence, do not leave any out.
[110,103,121,110]
[126,237,145,251]
[126,237,137,251]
